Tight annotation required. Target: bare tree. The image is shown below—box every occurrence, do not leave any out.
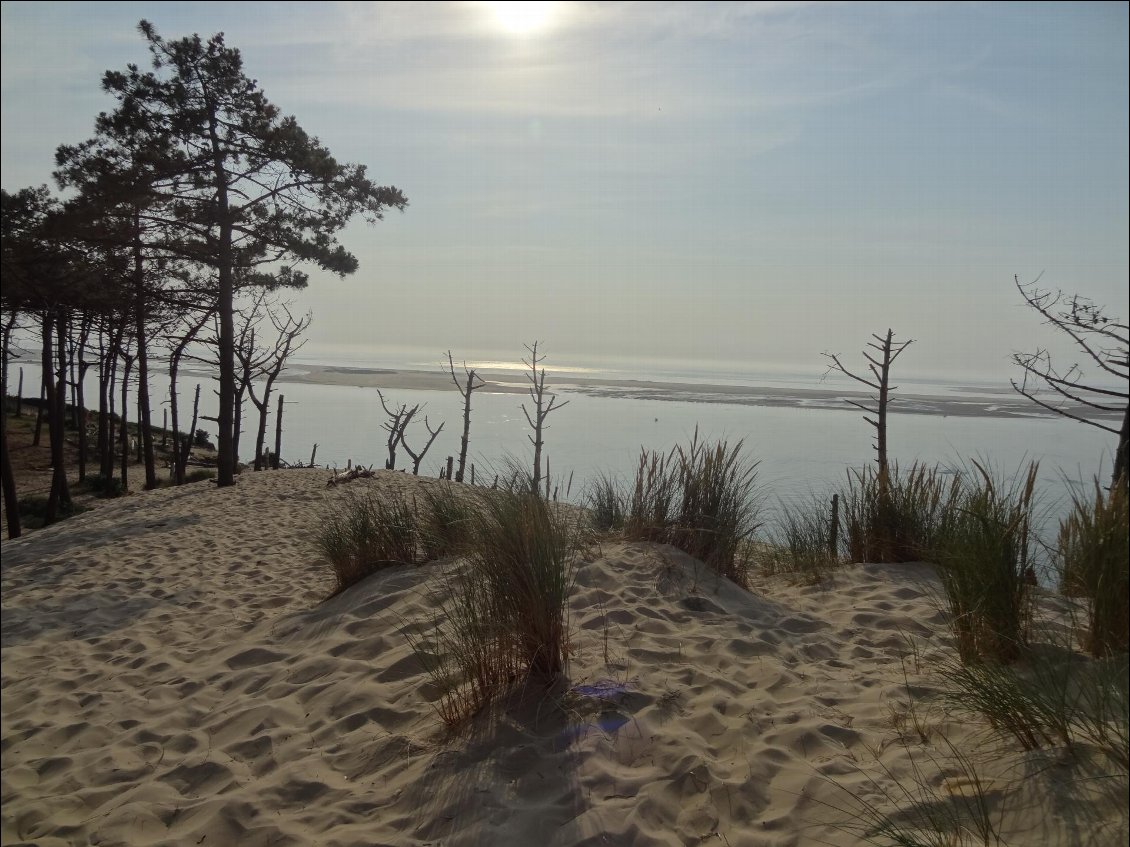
[445,350,485,483]
[244,303,311,471]
[166,307,215,484]
[823,328,915,479]
[522,341,569,497]
[402,415,444,475]
[1011,275,1129,492]
[378,390,416,471]
[376,390,444,474]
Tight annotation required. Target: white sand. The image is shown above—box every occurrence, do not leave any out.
[1,470,1124,846]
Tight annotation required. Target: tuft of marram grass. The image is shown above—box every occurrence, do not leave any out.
[1058,475,1129,658]
[624,431,761,587]
[315,491,426,595]
[586,472,626,531]
[416,485,475,560]
[932,461,1038,665]
[841,463,961,564]
[936,646,1129,768]
[407,490,582,727]
[760,494,841,585]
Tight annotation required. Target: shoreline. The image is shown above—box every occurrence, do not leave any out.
[267,363,1119,421]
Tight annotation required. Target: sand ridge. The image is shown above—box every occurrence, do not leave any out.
[1,470,1123,846]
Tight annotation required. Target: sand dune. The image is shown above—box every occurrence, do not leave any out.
[1,470,1124,846]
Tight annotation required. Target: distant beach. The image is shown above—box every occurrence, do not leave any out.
[274,361,1119,421]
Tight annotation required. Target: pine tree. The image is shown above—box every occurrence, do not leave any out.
[93,21,407,486]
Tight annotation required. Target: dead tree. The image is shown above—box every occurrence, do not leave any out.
[378,389,417,471]
[167,307,215,485]
[823,329,914,480]
[175,383,202,481]
[244,304,310,471]
[1011,275,1129,493]
[445,350,484,482]
[522,341,569,497]
[402,415,445,475]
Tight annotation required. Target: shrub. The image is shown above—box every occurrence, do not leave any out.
[932,462,1038,665]
[315,492,426,595]
[624,431,760,587]
[1058,476,1129,658]
[408,490,581,726]
[82,473,125,499]
[18,495,84,529]
[841,463,961,564]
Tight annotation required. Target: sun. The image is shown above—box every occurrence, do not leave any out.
[487,1,557,35]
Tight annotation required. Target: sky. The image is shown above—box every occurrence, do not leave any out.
[2,1,1127,383]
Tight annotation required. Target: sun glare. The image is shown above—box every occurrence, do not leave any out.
[488,1,556,35]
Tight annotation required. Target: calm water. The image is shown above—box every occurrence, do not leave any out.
[10,345,1118,549]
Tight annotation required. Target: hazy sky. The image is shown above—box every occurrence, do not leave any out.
[2,1,1127,381]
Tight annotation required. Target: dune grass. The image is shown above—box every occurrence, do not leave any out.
[759,494,840,585]
[416,485,476,560]
[1058,476,1129,658]
[931,462,1039,665]
[936,646,1129,767]
[841,463,962,565]
[624,431,760,587]
[315,490,429,595]
[407,490,582,727]
[585,472,626,531]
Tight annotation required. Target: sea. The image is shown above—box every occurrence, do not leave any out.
[8,342,1120,566]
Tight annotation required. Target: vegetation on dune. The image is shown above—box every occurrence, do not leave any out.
[841,463,961,565]
[759,493,841,585]
[404,489,582,727]
[930,461,1040,665]
[585,472,626,532]
[1058,475,1129,658]
[623,431,761,587]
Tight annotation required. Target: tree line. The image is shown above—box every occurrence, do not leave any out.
[1,21,407,537]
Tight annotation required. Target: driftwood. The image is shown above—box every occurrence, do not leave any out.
[326,465,377,487]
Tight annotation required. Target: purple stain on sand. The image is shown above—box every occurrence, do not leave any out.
[558,679,635,745]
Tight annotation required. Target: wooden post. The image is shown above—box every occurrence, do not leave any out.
[15,368,23,417]
[470,464,475,485]
[309,443,318,468]
[161,409,168,448]
[272,394,284,470]
[829,493,840,558]
[445,455,453,481]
